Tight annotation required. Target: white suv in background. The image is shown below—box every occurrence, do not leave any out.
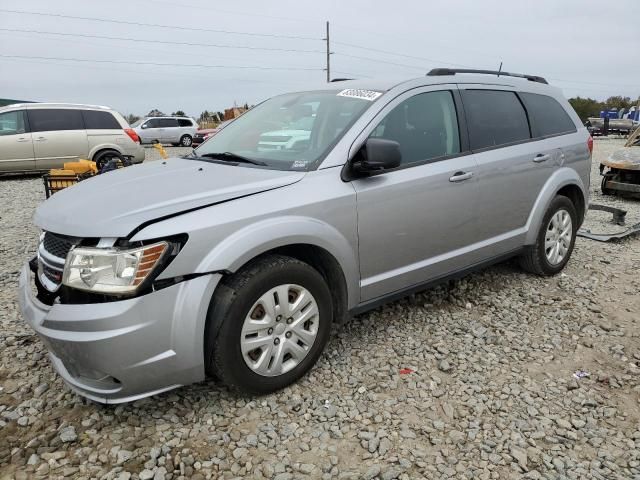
[132,116,198,146]
[0,103,145,174]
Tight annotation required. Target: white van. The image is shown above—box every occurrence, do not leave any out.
[0,103,145,173]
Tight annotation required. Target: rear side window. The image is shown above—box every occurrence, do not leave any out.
[177,118,193,127]
[462,90,530,150]
[158,118,179,127]
[82,110,121,130]
[28,109,84,132]
[519,93,576,138]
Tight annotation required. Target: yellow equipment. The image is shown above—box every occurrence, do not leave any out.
[43,159,98,198]
[152,142,169,159]
[63,159,98,175]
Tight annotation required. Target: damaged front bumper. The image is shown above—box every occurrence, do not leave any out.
[17,263,220,403]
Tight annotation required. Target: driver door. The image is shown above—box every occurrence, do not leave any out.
[351,86,480,301]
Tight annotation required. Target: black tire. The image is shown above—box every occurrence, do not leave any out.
[206,254,333,394]
[180,135,192,147]
[94,150,124,171]
[601,175,614,195]
[519,195,577,276]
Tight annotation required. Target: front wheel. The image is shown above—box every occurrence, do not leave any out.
[206,255,333,394]
[519,195,577,276]
[180,135,192,147]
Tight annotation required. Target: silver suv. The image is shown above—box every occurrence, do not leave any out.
[132,116,198,146]
[18,69,591,403]
[0,103,144,173]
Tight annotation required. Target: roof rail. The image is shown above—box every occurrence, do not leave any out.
[427,68,548,85]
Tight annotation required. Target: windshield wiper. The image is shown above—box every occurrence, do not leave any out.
[200,152,267,166]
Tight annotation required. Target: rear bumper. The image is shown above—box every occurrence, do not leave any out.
[18,263,220,403]
[128,144,145,163]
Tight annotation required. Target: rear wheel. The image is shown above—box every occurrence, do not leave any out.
[519,195,577,276]
[180,135,192,147]
[94,150,124,171]
[207,255,332,394]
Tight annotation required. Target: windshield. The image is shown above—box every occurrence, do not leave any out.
[193,90,380,170]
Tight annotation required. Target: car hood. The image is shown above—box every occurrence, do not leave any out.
[35,158,306,238]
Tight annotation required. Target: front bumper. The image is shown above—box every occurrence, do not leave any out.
[18,263,221,403]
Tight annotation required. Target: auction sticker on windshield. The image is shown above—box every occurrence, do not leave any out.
[337,89,382,101]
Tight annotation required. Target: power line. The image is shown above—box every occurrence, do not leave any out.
[333,40,472,68]
[0,54,322,71]
[0,55,310,87]
[0,8,321,40]
[126,0,318,24]
[0,28,324,54]
[334,52,433,72]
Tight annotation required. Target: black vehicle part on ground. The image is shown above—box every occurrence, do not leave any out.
[577,203,640,242]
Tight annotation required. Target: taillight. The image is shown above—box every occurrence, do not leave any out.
[587,135,593,155]
[124,128,140,143]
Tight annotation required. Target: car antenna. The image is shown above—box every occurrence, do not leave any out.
[497,61,503,77]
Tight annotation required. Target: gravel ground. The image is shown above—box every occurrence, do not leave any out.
[1,141,639,480]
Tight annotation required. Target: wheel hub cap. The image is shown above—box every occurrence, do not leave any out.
[545,209,572,266]
[240,284,319,377]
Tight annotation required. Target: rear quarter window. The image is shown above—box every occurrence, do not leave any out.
[177,119,193,127]
[462,90,531,150]
[82,110,121,130]
[519,93,577,138]
[28,109,84,132]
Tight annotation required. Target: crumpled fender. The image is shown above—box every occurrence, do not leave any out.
[193,215,360,308]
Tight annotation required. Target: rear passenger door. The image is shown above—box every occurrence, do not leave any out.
[459,87,557,253]
[27,108,89,170]
[159,118,180,143]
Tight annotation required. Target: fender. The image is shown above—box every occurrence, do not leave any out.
[524,167,587,245]
[88,143,124,160]
[194,215,360,308]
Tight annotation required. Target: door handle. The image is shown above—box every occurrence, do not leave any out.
[34,136,47,142]
[449,171,473,182]
[533,154,550,163]
[16,138,30,142]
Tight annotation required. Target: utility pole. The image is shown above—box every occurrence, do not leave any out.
[324,21,330,82]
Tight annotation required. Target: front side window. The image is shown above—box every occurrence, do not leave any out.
[462,90,531,150]
[82,110,121,130]
[369,90,460,165]
[0,110,27,136]
[520,93,576,138]
[194,90,378,170]
[28,109,84,133]
[144,118,160,128]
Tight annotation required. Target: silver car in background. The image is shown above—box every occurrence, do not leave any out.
[0,103,144,173]
[132,116,198,146]
[19,69,591,403]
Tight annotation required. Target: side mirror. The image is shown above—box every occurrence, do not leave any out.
[141,124,148,129]
[352,138,401,175]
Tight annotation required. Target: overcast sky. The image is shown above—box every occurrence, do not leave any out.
[1,0,639,117]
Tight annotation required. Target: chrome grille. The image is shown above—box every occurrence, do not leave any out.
[38,232,80,292]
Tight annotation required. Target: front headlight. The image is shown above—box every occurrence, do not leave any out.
[62,242,168,294]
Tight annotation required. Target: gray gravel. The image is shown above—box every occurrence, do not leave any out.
[1,141,640,479]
